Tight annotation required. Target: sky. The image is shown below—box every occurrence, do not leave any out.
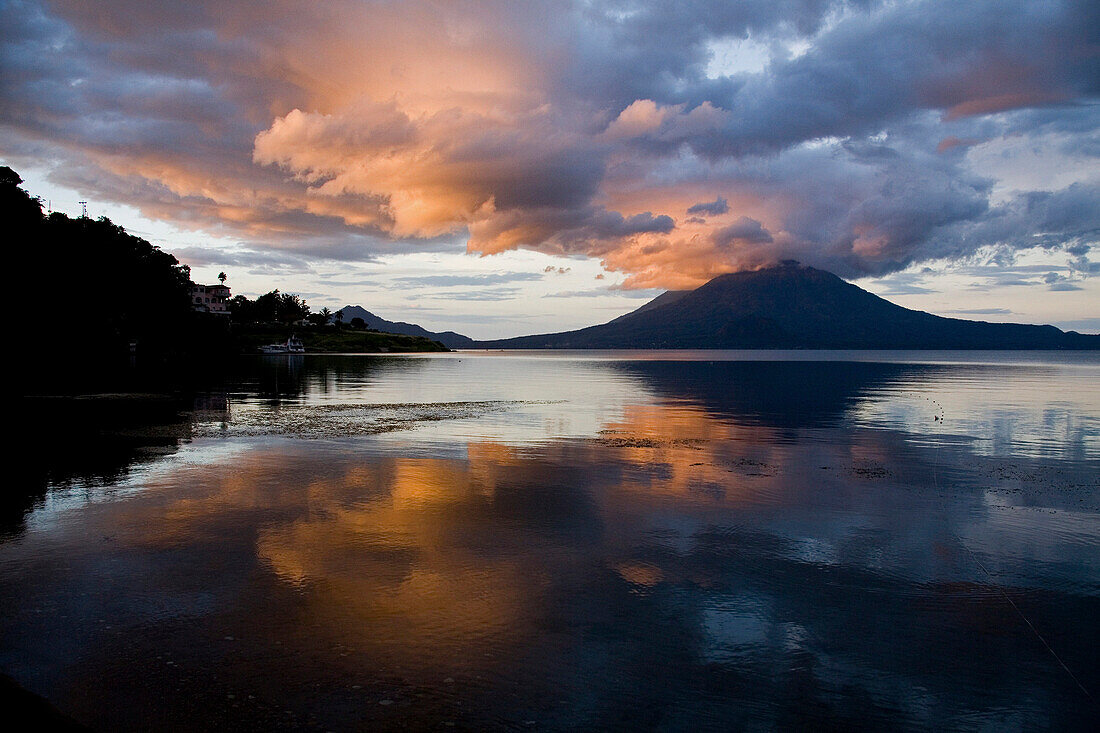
[1,0,1098,338]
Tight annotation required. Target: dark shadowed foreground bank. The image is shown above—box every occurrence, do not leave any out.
[4,353,1099,730]
[0,674,88,730]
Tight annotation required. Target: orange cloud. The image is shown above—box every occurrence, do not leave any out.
[603,99,729,143]
[943,92,1066,121]
[254,103,607,241]
[936,136,981,153]
[11,0,1096,291]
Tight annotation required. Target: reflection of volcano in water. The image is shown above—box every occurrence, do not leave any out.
[612,359,944,429]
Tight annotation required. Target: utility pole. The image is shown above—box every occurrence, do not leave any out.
[78,201,88,218]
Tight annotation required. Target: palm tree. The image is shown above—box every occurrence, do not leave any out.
[218,271,227,285]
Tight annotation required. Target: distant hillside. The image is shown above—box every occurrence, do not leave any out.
[477,263,1099,350]
[336,305,474,348]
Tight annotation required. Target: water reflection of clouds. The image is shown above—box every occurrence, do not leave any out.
[6,354,1099,728]
[24,357,1100,610]
[218,355,1100,460]
[87,388,1097,606]
[852,368,1100,460]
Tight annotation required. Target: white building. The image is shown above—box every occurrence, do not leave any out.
[190,283,231,315]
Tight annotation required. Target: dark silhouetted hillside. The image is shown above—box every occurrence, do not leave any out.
[5,166,233,391]
[336,305,474,348]
[478,263,1098,350]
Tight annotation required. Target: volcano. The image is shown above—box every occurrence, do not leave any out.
[477,263,1098,349]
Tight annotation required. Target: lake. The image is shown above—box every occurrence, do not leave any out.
[6,351,1099,730]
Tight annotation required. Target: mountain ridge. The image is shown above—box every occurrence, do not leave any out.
[336,305,474,349]
[475,264,1098,350]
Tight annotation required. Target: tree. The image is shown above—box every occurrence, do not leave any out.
[0,166,24,188]
[229,294,256,323]
[218,271,227,285]
[232,289,312,324]
[278,292,311,323]
[5,165,196,378]
[254,290,281,322]
[2,166,47,228]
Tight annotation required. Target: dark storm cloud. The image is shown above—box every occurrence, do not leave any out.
[714,216,773,245]
[0,0,1096,286]
[945,183,1100,263]
[657,0,1100,158]
[686,197,729,216]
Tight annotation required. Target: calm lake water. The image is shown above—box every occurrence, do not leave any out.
[6,351,1100,730]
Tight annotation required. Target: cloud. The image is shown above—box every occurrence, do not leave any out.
[543,288,660,299]
[1043,271,1084,291]
[876,283,938,296]
[172,245,316,272]
[425,289,524,301]
[947,307,1013,315]
[1,0,1097,289]
[686,197,729,217]
[392,272,544,287]
[714,217,773,245]
[943,258,1095,292]
[936,136,981,153]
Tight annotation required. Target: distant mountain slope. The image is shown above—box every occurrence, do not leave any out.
[477,263,1099,350]
[606,288,689,323]
[337,305,474,348]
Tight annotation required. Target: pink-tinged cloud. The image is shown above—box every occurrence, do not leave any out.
[943,92,1068,121]
[2,0,1097,288]
[936,136,982,153]
[253,103,612,243]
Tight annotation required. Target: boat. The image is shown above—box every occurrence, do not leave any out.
[259,335,305,354]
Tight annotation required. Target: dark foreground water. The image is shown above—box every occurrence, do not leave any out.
[6,351,1100,731]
